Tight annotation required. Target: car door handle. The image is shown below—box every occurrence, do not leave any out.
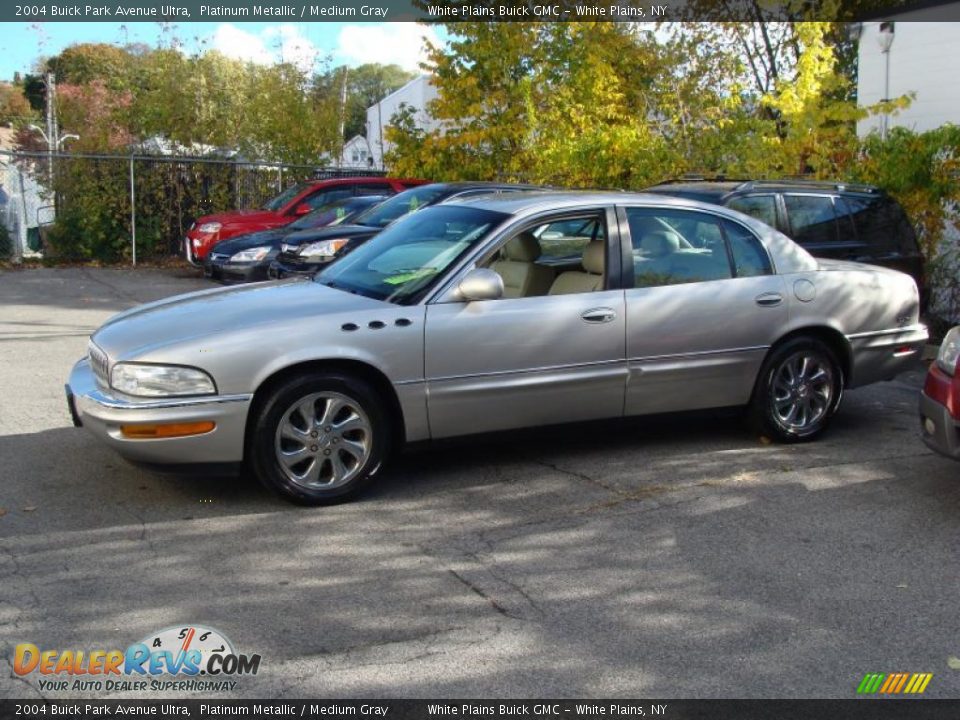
[581,307,617,324]
[755,293,783,307]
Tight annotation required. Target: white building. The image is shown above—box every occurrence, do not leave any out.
[856,12,960,137]
[341,135,374,169]
[365,75,439,169]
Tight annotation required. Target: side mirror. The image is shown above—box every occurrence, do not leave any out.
[293,203,312,216]
[457,268,504,302]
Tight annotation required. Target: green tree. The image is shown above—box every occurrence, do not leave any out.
[0,83,34,126]
[46,43,135,90]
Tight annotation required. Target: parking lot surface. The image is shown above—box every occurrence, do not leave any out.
[1,266,958,699]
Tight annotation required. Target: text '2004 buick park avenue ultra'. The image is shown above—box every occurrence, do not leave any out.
[66,192,928,505]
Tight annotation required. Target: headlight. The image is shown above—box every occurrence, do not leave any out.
[230,246,271,262]
[298,238,349,259]
[198,222,222,233]
[937,327,960,376]
[111,363,216,397]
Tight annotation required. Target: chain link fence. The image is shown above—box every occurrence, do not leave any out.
[0,150,385,263]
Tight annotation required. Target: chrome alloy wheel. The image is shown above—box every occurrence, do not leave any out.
[274,392,372,489]
[771,351,835,434]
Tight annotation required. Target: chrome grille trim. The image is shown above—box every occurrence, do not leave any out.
[87,341,110,388]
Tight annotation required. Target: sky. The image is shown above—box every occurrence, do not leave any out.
[0,22,442,80]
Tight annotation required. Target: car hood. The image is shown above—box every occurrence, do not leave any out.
[92,279,384,361]
[195,209,281,228]
[282,224,379,247]
[211,228,290,254]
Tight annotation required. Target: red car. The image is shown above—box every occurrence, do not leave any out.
[183,176,425,264]
[920,326,960,459]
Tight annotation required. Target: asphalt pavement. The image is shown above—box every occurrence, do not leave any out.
[1,266,958,700]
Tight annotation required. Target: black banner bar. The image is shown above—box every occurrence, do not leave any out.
[4,700,960,720]
[4,0,960,23]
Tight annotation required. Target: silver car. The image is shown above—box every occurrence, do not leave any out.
[66,192,928,504]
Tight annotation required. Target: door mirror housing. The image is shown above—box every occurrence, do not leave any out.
[293,203,312,216]
[457,268,504,302]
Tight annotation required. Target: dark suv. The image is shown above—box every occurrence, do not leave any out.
[645,179,925,304]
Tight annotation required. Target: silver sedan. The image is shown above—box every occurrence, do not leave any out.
[66,192,928,504]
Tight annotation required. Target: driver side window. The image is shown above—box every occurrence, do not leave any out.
[481,213,607,299]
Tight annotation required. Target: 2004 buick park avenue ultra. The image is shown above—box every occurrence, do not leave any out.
[66,192,927,505]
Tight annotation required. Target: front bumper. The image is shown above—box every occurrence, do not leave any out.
[184,232,218,265]
[205,256,273,284]
[267,257,327,280]
[919,390,960,460]
[67,359,252,465]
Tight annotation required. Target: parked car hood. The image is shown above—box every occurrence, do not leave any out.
[282,223,378,247]
[211,228,290,255]
[92,280,383,361]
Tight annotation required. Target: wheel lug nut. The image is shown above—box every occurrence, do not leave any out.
[310,445,318,452]
[324,426,332,432]
[323,449,331,456]
[310,431,318,438]
[332,437,339,443]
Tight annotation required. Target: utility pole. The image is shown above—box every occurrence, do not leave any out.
[377,79,384,171]
[44,72,57,185]
[337,67,348,169]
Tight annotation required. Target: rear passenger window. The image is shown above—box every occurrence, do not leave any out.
[727,195,778,228]
[627,208,733,287]
[723,220,772,277]
[783,195,839,245]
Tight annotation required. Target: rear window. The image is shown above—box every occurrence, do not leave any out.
[839,195,919,255]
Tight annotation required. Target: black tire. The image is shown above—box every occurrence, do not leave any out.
[249,373,390,505]
[749,336,844,443]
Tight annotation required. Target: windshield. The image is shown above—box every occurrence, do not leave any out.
[288,197,381,231]
[350,184,449,229]
[263,182,309,212]
[316,205,508,304]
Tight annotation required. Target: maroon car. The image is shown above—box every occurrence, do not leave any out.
[920,327,960,459]
[184,176,425,264]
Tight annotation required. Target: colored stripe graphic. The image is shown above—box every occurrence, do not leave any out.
[857,672,932,694]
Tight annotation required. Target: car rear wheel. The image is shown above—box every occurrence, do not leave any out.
[250,374,389,505]
[750,337,843,443]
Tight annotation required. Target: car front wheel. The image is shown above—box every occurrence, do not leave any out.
[750,337,843,443]
[250,374,389,505]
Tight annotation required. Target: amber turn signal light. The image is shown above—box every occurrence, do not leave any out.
[121,421,215,439]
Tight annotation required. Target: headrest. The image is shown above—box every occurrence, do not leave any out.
[582,240,605,275]
[503,232,541,262]
[643,231,681,257]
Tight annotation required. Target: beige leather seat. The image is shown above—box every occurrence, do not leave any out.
[548,240,605,295]
[491,232,555,298]
[634,231,680,287]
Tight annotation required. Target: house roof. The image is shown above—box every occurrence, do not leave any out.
[372,75,432,108]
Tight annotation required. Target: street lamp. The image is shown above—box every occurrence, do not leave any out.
[877,22,895,140]
[27,125,78,185]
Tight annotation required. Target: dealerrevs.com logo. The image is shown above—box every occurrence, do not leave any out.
[13,625,261,693]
